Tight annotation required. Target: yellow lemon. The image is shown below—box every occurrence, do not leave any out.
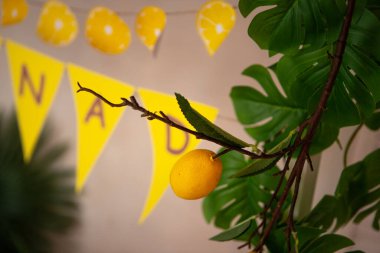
[135,6,166,51]
[196,0,236,56]
[170,149,223,200]
[1,0,28,25]
[86,7,131,54]
[37,0,78,46]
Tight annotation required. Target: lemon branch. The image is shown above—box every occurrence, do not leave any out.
[76,82,294,160]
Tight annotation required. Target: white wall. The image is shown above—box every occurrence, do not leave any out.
[1,1,378,253]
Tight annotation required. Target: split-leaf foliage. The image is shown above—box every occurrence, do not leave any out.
[175,0,380,251]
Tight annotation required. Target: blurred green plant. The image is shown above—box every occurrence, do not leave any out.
[0,111,78,253]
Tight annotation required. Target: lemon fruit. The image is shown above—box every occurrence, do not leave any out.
[37,0,78,46]
[170,149,223,200]
[1,0,28,25]
[196,0,236,56]
[86,7,131,54]
[135,6,166,51]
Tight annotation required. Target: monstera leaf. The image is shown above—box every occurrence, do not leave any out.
[231,65,307,142]
[203,150,290,231]
[269,7,380,127]
[303,148,380,231]
[239,0,352,55]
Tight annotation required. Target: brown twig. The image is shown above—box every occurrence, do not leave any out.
[77,82,293,160]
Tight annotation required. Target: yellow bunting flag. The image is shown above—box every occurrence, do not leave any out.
[196,0,236,56]
[1,0,28,25]
[138,88,218,223]
[67,64,134,192]
[135,6,166,51]
[6,40,64,162]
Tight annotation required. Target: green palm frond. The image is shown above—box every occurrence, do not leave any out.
[0,111,78,253]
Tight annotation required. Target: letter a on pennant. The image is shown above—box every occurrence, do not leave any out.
[6,40,64,162]
[137,88,218,223]
[67,64,134,193]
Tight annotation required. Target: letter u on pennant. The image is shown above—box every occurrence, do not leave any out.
[6,40,65,162]
[137,88,218,223]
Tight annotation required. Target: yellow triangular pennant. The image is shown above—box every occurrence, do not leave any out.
[6,40,65,162]
[67,63,134,192]
[137,88,218,223]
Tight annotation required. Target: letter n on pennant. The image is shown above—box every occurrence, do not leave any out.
[6,40,64,162]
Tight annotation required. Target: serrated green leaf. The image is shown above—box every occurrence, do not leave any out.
[232,131,295,178]
[300,234,354,253]
[175,93,249,148]
[231,65,307,142]
[210,219,252,241]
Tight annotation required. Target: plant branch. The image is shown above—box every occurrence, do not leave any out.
[77,82,293,160]
[252,0,356,251]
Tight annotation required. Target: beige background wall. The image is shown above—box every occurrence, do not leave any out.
[1,1,378,252]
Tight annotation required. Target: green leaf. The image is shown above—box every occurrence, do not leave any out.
[365,111,380,130]
[245,0,346,55]
[297,227,324,251]
[354,201,380,230]
[304,149,380,231]
[303,195,339,231]
[202,150,290,231]
[238,0,278,18]
[231,65,307,142]
[266,226,324,253]
[309,122,339,155]
[175,93,249,148]
[277,44,376,127]
[232,130,295,178]
[367,0,380,19]
[300,234,354,253]
[210,218,252,241]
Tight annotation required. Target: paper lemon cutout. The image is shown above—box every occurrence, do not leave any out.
[196,0,236,56]
[86,7,131,54]
[1,0,28,25]
[136,6,166,51]
[37,0,78,46]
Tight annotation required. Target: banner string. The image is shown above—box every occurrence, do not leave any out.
[29,0,237,16]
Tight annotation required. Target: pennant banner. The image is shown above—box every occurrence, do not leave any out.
[6,40,65,162]
[67,64,134,192]
[137,88,218,223]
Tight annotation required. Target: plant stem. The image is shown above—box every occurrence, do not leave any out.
[77,82,290,160]
[343,123,363,168]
